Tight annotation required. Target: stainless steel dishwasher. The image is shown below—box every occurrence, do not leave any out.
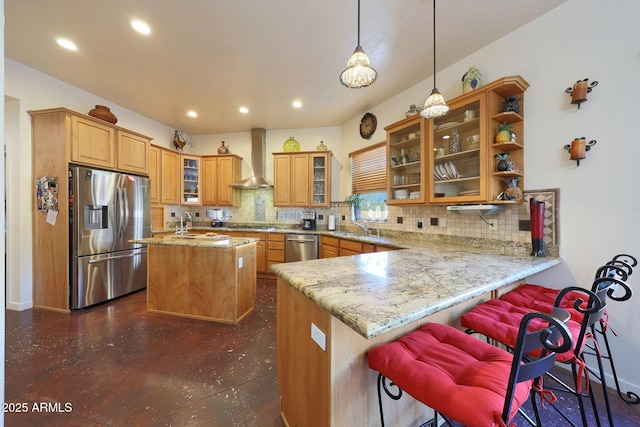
[285,234,318,262]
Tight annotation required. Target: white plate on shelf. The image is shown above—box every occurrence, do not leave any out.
[437,164,449,179]
[435,121,459,130]
[448,162,459,178]
[443,162,454,179]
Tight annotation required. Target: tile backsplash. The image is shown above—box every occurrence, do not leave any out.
[162,187,559,254]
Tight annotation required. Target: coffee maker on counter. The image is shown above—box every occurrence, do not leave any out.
[300,212,316,230]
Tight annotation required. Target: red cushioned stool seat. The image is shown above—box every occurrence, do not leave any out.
[368,323,531,427]
[460,298,582,362]
[500,284,585,322]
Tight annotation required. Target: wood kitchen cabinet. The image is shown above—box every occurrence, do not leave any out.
[202,155,243,206]
[245,232,266,274]
[180,155,201,205]
[149,144,183,214]
[427,75,529,204]
[149,145,162,204]
[385,115,427,205]
[266,233,286,271]
[117,130,150,175]
[320,236,340,258]
[160,149,181,205]
[70,114,117,169]
[319,235,396,259]
[273,151,332,208]
[428,92,488,203]
[67,109,151,174]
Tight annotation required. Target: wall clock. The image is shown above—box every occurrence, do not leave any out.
[359,112,377,139]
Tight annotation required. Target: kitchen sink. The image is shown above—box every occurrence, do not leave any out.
[332,231,360,237]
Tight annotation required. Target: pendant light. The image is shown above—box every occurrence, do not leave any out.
[420,0,449,119]
[340,0,377,88]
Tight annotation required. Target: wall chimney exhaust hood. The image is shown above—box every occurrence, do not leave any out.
[446,204,504,216]
[230,128,273,189]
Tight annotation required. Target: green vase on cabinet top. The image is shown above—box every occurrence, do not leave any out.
[283,137,300,152]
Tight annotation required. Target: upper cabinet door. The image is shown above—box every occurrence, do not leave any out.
[149,145,162,204]
[201,156,218,206]
[71,115,116,169]
[160,149,180,205]
[273,154,292,207]
[291,153,310,207]
[310,152,331,208]
[181,155,201,206]
[117,130,150,175]
[216,156,241,206]
[386,114,426,205]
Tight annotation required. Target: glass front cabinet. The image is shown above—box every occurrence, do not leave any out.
[385,75,528,207]
[311,152,331,207]
[428,93,488,204]
[180,154,201,205]
[385,115,426,205]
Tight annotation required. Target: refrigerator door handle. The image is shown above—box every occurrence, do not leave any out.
[87,250,146,263]
[121,186,130,238]
[116,187,126,239]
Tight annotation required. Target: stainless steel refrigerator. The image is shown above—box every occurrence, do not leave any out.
[69,166,151,309]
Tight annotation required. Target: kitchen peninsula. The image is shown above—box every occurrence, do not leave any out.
[130,234,258,324]
[270,245,561,426]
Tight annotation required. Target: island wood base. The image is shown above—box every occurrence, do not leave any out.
[276,277,522,426]
[147,242,256,324]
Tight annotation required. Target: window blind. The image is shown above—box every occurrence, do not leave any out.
[349,142,387,193]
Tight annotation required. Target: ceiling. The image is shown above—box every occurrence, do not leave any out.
[5,0,566,135]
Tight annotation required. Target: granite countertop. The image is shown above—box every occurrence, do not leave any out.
[270,244,561,339]
[129,235,259,249]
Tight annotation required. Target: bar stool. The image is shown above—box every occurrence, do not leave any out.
[500,255,637,410]
[461,281,616,427]
[368,311,572,427]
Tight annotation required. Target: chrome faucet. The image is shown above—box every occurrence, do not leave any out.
[176,210,193,234]
[352,219,369,235]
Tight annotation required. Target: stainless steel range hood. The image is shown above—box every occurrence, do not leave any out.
[230,128,273,188]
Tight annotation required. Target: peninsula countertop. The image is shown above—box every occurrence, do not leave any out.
[270,244,561,339]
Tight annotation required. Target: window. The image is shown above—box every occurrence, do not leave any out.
[349,142,387,221]
[349,142,386,193]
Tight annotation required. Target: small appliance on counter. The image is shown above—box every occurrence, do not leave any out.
[300,212,316,230]
[210,209,225,227]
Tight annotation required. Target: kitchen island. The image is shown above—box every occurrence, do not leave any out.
[130,234,258,324]
[270,244,562,426]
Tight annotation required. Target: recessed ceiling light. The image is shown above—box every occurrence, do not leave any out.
[131,20,151,35]
[292,101,303,108]
[187,111,198,118]
[56,38,77,51]
[239,106,249,114]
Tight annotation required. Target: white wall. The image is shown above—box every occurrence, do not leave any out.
[4,0,639,396]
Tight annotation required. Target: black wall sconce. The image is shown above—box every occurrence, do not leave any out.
[564,137,596,166]
[566,78,598,108]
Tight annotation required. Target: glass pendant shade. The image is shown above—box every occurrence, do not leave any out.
[421,88,450,118]
[340,46,377,88]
